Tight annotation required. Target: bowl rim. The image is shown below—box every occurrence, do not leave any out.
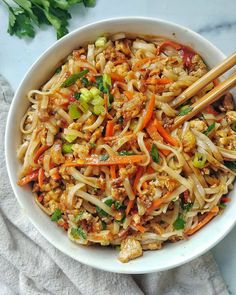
[5,16,235,274]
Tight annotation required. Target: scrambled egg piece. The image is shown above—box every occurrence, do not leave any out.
[182,130,196,152]
[190,120,207,132]
[118,237,143,263]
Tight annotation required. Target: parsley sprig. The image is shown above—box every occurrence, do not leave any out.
[2,0,96,40]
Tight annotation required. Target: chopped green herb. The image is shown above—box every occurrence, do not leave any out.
[93,105,106,115]
[181,201,193,212]
[231,123,236,132]
[51,208,62,221]
[150,144,159,163]
[62,143,73,154]
[118,150,134,156]
[81,77,89,87]
[61,70,89,88]
[192,153,207,169]
[74,211,84,222]
[83,0,96,7]
[173,214,186,230]
[103,73,112,88]
[89,142,96,148]
[114,200,124,210]
[203,122,215,136]
[73,92,81,100]
[100,154,109,161]
[224,161,236,170]
[96,199,113,217]
[63,134,77,143]
[55,66,62,74]
[178,105,193,116]
[101,221,107,230]
[219,203,227,209]
[71,226,87,240]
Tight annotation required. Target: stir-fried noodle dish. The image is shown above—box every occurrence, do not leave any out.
[18,34,236,263]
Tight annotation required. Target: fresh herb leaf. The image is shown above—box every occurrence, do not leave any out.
[55,66,62,74]
[203,122,215,136]
[150,144,159,163]
[114,200,125,210]
[181,201,193,212]
[173,214,185,230]
[224,161,236,170]
[83,0,96,7]
[71,226,87,239]
[118,150,134,156]
[178,106,193,116]
[51,208,62,221]
[100,154,109,161]
[7,7,35,38]
[61,70,89,87]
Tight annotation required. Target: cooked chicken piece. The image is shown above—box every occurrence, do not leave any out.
[142,241,162,250]
[182,130,196,152]
[50,140,65,165]
[189,55,207,78]
[118,237,143,263]
[190,120,207,132]
[219,93,234,112]
[72,143,90,159]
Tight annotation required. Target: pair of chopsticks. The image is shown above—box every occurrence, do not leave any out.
[170,52,236,130]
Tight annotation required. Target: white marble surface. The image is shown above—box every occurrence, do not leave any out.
[0,0,236,293]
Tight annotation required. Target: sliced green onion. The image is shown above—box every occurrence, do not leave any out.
[61,69,89,88]
[74,211,84,222]
[95,36,107,48]
[219,203,227,209]
[173,214,185,230]
[96,198,113,217]
[73,92,81,100]
[103,73,112,88]
[91,95,104,106]
[80,88,93,102]
[93,104,105,115]
[192,153,207,169]
[64,134,77,143]
[118,150,134,156]
[150,144,159,163]
[79,101,89,113]
[90,86,100,97]
[203,122,215,136]
[51,209,62,221]
[178,105,193,116]
[62,143,73,154]
[224,161,236,170]
[81,77,89,87]
[100,154,109,161]
[68,103,82,119]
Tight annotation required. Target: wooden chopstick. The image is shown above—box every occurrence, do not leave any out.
[170,52,236,108]
[170,71,236,131]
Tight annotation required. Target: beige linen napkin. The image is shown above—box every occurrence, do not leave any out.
[0,75,229,295]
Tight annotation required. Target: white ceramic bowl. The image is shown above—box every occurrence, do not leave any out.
[5,17,236,274]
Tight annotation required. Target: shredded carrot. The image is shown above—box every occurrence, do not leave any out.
[185,206,219,236]
[146,77,172,85]
[155,121,179,146]
[144,139,152,151]
[140,95,156,130]
[34,145,50,163]
[126,200,135,216]
[146,166,155,174]
[124,90,134,100]
[38,168,45,188]
[51,170,61,181]
[133,166,144,194]
[157,40,181,55]
[221,197,231,203]
[64,155,146,167]
[133,57,158,72]
[18,170,39,186]
[110,165,116,179]
[110,72,125,82]
[205,105,219,116]
[146,192,172,213]
[105,121,114,137]
[132,223,147,233]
